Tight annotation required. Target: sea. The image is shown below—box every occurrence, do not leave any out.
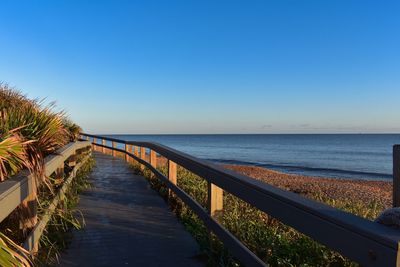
[103,134,400,181]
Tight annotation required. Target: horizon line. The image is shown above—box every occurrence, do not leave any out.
[87,132,400,135]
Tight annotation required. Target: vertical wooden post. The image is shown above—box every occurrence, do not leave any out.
[124,144,128,161]
[55,165,64,181]
[128,144,133,163]
[207,182,223,217]
[75,148,81,160]
[168,160,177,199]
[93,137,97,151]
[140,147,146,160]
[207,181,223,251]
[125,144,132,162]
[393,145,400,207]
[87,144,92,156]
[134,146,139,157]
[112,141,116,157]
[68,152,76,168]
[140,147,146,170]
[86,136,89,141]
[102,139,106,154]
[20,176,37,232]
[150,150,157,168]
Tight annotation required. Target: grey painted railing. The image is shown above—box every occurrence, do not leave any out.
[82,133,400,267]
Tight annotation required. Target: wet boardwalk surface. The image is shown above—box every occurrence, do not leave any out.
[58,152,203,267]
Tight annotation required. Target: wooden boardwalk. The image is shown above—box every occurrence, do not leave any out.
[58,152,203,267]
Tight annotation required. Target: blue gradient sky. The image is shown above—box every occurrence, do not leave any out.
[1,0,399,134]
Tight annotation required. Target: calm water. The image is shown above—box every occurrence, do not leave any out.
[104,134,400,180]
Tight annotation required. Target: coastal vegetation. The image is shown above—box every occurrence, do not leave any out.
[0,83,92,266]
[131,159,386,266]
[35,157,94,265]
[0,83,80,181]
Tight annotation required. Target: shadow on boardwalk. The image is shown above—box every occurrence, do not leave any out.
[58,152,203,267]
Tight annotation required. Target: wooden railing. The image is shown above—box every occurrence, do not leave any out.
[393,145,400,207]
[81,133,400,267]
[0,141,92,252]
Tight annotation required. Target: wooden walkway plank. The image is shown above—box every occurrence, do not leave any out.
[58,152,203,267]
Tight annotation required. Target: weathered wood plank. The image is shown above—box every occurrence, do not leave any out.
[58,153,202,267]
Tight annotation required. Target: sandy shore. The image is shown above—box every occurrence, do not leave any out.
[223,164,392,209]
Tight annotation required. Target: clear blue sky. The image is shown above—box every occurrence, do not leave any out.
[1,0,399,134]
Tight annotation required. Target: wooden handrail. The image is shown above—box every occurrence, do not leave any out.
[82,133,400,267]
[0,141,92,252]
[393,145,400,207]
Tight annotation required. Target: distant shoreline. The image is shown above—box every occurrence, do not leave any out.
[102,133,400,136]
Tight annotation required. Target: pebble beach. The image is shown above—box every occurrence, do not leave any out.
[224,164,392,209]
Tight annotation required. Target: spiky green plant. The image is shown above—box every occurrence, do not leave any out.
[0,84,69,182]
[0,83,84,266]
[0,134,26,181]
[63,119,82,142]
[0,232,32,267]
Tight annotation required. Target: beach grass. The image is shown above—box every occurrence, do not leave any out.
[34,156,95,266]
[0,83,86,266]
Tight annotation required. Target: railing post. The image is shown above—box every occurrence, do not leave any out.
[140,147,146,170]
[393,145,400,207]
[207,182,224,218]
[19,179,37,233]
[134,146,139,157]
[93,137,97,151]
[112,141,116,157]
[207,181,224,251]
[168,160,177,199]
[125,144,132,162]
[75,148,81,160]
[102,139,106,154]
[55,165,64,181]
[150,150,157,168]
[68,151,77,168]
